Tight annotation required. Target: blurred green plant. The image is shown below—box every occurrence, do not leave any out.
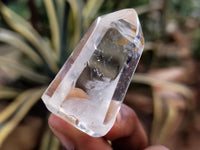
[0,0,125,148]
[192,29,200,59]
[0,0,195,149]
[0,0,82,147]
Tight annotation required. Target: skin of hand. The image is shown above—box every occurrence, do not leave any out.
[48,103,169,150]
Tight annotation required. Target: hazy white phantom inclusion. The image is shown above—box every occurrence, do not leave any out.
[42,9,144,137]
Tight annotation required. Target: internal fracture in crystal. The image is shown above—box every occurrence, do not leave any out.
[42,9,144,137]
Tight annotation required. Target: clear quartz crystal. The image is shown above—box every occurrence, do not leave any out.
[42,9,144,137]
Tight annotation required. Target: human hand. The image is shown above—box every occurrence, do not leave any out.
[48,104,169,150]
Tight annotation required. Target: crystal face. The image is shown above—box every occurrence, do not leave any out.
[42,9,144,137]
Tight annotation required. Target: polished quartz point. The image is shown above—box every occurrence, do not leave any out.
[42,9,144,137]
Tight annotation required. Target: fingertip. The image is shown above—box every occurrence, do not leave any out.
[48,113,58,130]
[48,114,112,150]
[48,113,56,128]
[48,114,75,149]
[105,104,137,140]
[48,114,66,131]
[105,104,148,150]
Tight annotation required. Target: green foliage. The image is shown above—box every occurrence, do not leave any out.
[192,29,200,59]
[5,0,31,19]
[167,0,200,21]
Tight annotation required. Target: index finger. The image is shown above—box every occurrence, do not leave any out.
[105,104,148,150]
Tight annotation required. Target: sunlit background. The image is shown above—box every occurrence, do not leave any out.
[0,0,200,150]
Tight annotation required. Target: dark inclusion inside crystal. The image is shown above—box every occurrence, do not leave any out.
[76,24,137,91]
[90,28,129,79]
